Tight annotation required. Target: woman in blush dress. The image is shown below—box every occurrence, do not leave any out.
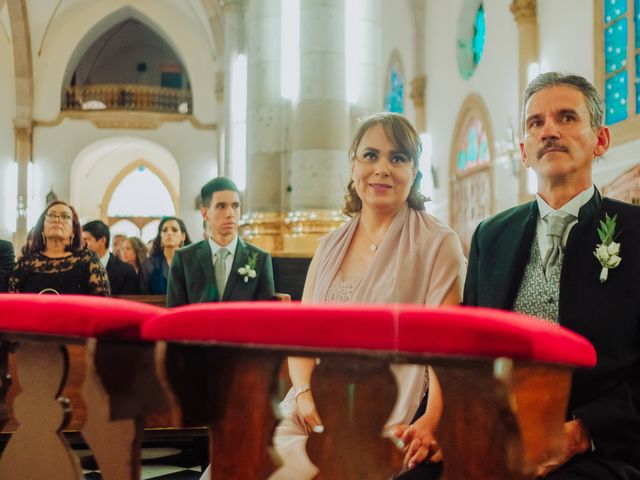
[271,113,466,480]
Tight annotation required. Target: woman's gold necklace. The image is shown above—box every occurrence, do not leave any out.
[359,223,380,252]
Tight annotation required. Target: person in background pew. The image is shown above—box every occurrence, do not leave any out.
[121,236,149,291]
[111,233,127,260]
[82,220,139,295]
[464,72,640,479]
[177,177,276,480]
[272,113,467,480]
[140,216,192,295]
[0,239,15,292]
[167,177,275,307]
[8,201,110,295]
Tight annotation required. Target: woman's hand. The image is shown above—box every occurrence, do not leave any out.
[295,390,324,433]
[393,424,442,469]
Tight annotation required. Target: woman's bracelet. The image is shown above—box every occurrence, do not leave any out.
[294,384,311,399]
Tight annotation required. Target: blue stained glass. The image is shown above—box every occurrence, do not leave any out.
[457,150,467,171]
[385,68,404,114]
[636,54,640,113]
[635,0,640,48]
[472,5,486,65]
[604,0,627,23]
[467,127,479,165]
[605,70,629,124]
[457,120,489,172]
[604,18,628,73]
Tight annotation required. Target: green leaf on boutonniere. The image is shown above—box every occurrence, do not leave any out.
[597,213,617,245]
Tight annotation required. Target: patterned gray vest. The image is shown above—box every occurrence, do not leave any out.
[512,239,562,324]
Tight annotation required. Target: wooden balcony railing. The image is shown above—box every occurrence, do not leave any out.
[62,84,192,114]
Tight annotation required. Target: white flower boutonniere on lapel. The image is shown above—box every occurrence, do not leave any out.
[238,252,258,283]
[593,213,621,283]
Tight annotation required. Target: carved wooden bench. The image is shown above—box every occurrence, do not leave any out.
[142,302,596,480]
[0,293,167,480]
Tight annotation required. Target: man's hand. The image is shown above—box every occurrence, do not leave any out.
[295,390,324,433]
[536,419,591,477]
[392,424,442,469]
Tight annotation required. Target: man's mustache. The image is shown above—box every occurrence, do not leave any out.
[537,140,568,159]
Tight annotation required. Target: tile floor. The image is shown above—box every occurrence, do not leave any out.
[79,442,207,480]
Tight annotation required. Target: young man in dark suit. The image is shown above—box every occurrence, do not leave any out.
[166,177,275,307]
[82,220,139,295]
[465,72,640,479]
[0,239,15,292]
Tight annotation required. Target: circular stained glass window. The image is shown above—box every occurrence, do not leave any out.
[456,0,486,80]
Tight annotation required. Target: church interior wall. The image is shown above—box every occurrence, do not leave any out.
[33,120,216,238]
[75,39,181,87]
[30,0,218,123]
[425,0,520,222]
[0,11,16,239]
[381,0,415,121]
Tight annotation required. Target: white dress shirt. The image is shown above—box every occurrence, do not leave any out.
[99,252,110,269]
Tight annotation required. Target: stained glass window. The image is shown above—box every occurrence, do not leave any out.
[385,67,404,114]
[472,5,486,66]
[606,71,629,124]
[605,18,628,74]
[457,1,486,79]
[457,119,489,172]
[602,0,639,125]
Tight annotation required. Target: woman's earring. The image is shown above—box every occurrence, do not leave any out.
[42,233,47,246]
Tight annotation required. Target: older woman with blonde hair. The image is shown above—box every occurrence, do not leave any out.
[272,113,466,480]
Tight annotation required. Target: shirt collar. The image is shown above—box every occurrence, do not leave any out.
[536,184,594,219]
[100,252,110,268]
[208,235,238,258]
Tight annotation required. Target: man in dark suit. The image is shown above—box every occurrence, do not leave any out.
[465,72,640,479]
[82,220,139,295]
[0,239,15,292]
[166,177,275,307]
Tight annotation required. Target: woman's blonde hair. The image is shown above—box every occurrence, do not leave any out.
[343,112,426,217]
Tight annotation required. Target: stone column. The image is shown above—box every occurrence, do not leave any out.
[221,0,245,178]
[14,121,32,249]
[285,0,350,254]
[239,0,289,252]
[510,0,538,203]
[348,0,382,123]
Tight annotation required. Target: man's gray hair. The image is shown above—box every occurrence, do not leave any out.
[521,72,605,134]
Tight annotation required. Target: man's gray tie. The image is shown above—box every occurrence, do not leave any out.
[214,248,230,300]
[542,212,574,276]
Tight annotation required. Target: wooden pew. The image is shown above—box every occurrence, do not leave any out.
[0,294,168,480]
[142,302,596,480]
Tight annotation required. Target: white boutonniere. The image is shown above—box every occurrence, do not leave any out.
[238,252,258,283]
[593,213,621,283]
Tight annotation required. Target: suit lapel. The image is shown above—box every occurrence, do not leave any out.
[223,238,248,301]
[196,241,219,301]
[502,202,539,309]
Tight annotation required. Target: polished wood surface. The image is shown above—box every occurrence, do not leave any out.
[155,343,284,479]
[0,342,84,480]
[431,358,571,480]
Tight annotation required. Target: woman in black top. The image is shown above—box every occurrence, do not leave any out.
[140,216,191,294]
[8,201,110,295]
